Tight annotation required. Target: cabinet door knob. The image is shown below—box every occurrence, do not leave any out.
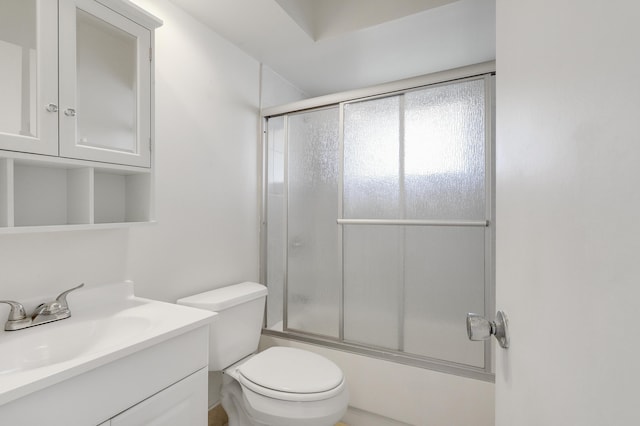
[64,108,76,117]
[45,103,58,113]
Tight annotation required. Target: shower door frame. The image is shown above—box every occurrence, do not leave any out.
[259,61,496,382]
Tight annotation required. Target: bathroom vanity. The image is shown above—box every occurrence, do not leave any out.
[0,282,216,425]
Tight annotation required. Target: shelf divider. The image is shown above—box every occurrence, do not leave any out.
[67,167,94,225]
[0,158,14,227]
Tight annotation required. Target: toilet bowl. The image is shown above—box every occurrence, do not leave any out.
[177,282,348,426]
[223,347,348,426]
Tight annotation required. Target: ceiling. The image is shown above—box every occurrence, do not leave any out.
[168,0,496,97]
[273,0,460,41]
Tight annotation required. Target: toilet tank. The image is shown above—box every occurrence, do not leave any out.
[177,282,268,371]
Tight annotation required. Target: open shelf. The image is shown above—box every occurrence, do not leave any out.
[14,163,91,227]
[94,170,151,224]
[0,156,152,231]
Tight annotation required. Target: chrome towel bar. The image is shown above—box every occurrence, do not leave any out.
[336,219,489,227]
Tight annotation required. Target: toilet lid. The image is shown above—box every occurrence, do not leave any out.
[237,347,344,395]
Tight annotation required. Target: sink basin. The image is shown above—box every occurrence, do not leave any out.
[0,281,215,406]
[0,315,151,375]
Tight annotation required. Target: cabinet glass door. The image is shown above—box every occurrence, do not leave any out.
[0,0,58,156]
[59,0,151,167]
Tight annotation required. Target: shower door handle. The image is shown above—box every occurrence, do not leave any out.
[466,311,510,349]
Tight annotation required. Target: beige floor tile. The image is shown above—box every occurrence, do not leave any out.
[208,404,228,426]
[209,404,347,426]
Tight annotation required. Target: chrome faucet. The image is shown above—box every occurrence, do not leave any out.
[0,283,84,331]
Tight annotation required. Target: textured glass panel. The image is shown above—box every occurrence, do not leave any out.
[266,116,285,330]
[77,10,137,152]
[287,108,340,337]
[403,226,485,367]
[344,96,400,219]
[404,79,485,220]
[0,0,37,137]
[344,226,402,350]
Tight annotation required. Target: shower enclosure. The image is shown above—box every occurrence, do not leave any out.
[262,67,494,379]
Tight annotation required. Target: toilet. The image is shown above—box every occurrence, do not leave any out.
[177,282,349,426]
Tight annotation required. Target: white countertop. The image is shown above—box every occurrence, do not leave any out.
[0,281,216,406]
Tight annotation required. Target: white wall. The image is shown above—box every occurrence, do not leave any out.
[0,230,128,305]
[260,64,307,109]
[496,0,640,424]
[126,0,261,303]
[125,0,262,409]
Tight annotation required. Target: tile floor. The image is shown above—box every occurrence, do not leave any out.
[207,405,348,426]
[208,405,228,426]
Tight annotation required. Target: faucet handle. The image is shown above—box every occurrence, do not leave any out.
[55,283,84,309]
[0,300,27,321]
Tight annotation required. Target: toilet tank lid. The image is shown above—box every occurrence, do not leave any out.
[177,282,267,311]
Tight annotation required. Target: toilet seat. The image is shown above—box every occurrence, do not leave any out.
[223,377,349,426]
[235,347,346,402]
[238,375,346,402]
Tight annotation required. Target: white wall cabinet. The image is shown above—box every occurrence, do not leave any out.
[0,0,58,156]
[0,0,161,231]
[0,0,160,167]
[59,0,155,167]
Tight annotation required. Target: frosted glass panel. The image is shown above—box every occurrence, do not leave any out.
[404,79,485,220]
[343,96,400,219]
[266,116,285,330]
[344,226,402,349]
[403,226,485,367]
[0,0,37,137]
[77,10,137,153]
[287,108,340,337]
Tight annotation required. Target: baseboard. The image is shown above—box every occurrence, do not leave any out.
[342,407,411,426]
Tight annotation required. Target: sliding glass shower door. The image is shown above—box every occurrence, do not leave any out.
[287,108,341,338]
[265,107,342,338]
[264,75,493,373]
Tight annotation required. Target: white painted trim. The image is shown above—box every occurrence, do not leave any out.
[0,220,156,234]
[0,150,152,173]
[0,159,13,227]
[96,0,163,29]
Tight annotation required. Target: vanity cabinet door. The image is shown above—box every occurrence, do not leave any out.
[110,368,208,426]
[0,0,58,156]
[59,0,152,168]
